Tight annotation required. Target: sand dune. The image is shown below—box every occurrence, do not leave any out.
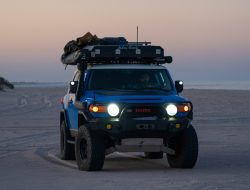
[0,87,250,190]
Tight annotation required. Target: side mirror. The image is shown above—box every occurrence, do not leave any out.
[69,81,78,94]
[175,80,183,93]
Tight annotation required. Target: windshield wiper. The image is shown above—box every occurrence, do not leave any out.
[90,88,135,91]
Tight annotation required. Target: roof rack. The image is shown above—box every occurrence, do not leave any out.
[61,41,172,66]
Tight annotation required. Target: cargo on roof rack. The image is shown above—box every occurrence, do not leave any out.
[61,33,172,66]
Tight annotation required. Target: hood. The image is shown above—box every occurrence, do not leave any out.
[82,90,187,104]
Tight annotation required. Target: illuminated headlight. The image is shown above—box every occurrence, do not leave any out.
[107,104,120,117]
[166,104,178,116]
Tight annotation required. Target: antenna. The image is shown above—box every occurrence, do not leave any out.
[136,26,139,47]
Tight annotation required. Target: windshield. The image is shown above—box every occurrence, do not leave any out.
[86,69,173,91]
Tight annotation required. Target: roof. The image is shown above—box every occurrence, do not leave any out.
[88,64,167,70]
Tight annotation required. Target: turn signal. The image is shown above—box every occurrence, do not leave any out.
[177,103,191,112]
[89,104,106,113]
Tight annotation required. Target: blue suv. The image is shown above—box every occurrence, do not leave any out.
[60,40,198,171]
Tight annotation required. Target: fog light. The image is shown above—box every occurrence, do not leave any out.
[175,123,181,129]
[106,124,112,130]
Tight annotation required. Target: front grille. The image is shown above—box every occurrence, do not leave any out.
[120,104,166,119]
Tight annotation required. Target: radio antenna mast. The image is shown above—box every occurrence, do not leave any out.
[136,26,139,47]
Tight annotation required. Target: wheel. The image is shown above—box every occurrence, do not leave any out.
[144,152,163,159]
[75,125,105,171]
[60,121,75,160]
[167,125,198,168]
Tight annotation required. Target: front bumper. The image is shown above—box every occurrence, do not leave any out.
[79,103,192,140]
[87,116,190,139]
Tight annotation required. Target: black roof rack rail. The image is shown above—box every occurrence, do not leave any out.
[61,42,172,67]
[127,41,152,46]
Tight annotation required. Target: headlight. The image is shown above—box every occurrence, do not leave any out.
[166,104,178,116]
[107,104,120,117]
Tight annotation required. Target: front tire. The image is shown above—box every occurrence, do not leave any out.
[75,125,105,171]
[167,125,198,168]
[60,121,75,160]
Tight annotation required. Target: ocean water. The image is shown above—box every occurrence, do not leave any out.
[13,81,250,90]
[185,81,250,90]
[13,82,67,88]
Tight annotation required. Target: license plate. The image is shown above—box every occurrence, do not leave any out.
[136,124,155,129]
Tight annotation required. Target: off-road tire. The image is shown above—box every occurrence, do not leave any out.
[60,121,75,160]
[167,125,198,168]
[144,152,163,159]
[75,125,105,171]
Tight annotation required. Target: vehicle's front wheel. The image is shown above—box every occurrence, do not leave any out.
[167,125,198,168]
[75,125,105,171]
[60,121,75,160]
[144,152,163,159]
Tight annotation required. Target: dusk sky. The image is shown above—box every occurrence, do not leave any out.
[0,0,249,82]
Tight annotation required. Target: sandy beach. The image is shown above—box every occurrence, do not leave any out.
[0,87,250,190]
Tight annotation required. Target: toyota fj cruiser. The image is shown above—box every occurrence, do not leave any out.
[60,38,198,171]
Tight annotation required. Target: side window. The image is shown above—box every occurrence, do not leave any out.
[84,71,87,82]
[75,71,84,100]
[73,71,80,82]
[159,70,172,90]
